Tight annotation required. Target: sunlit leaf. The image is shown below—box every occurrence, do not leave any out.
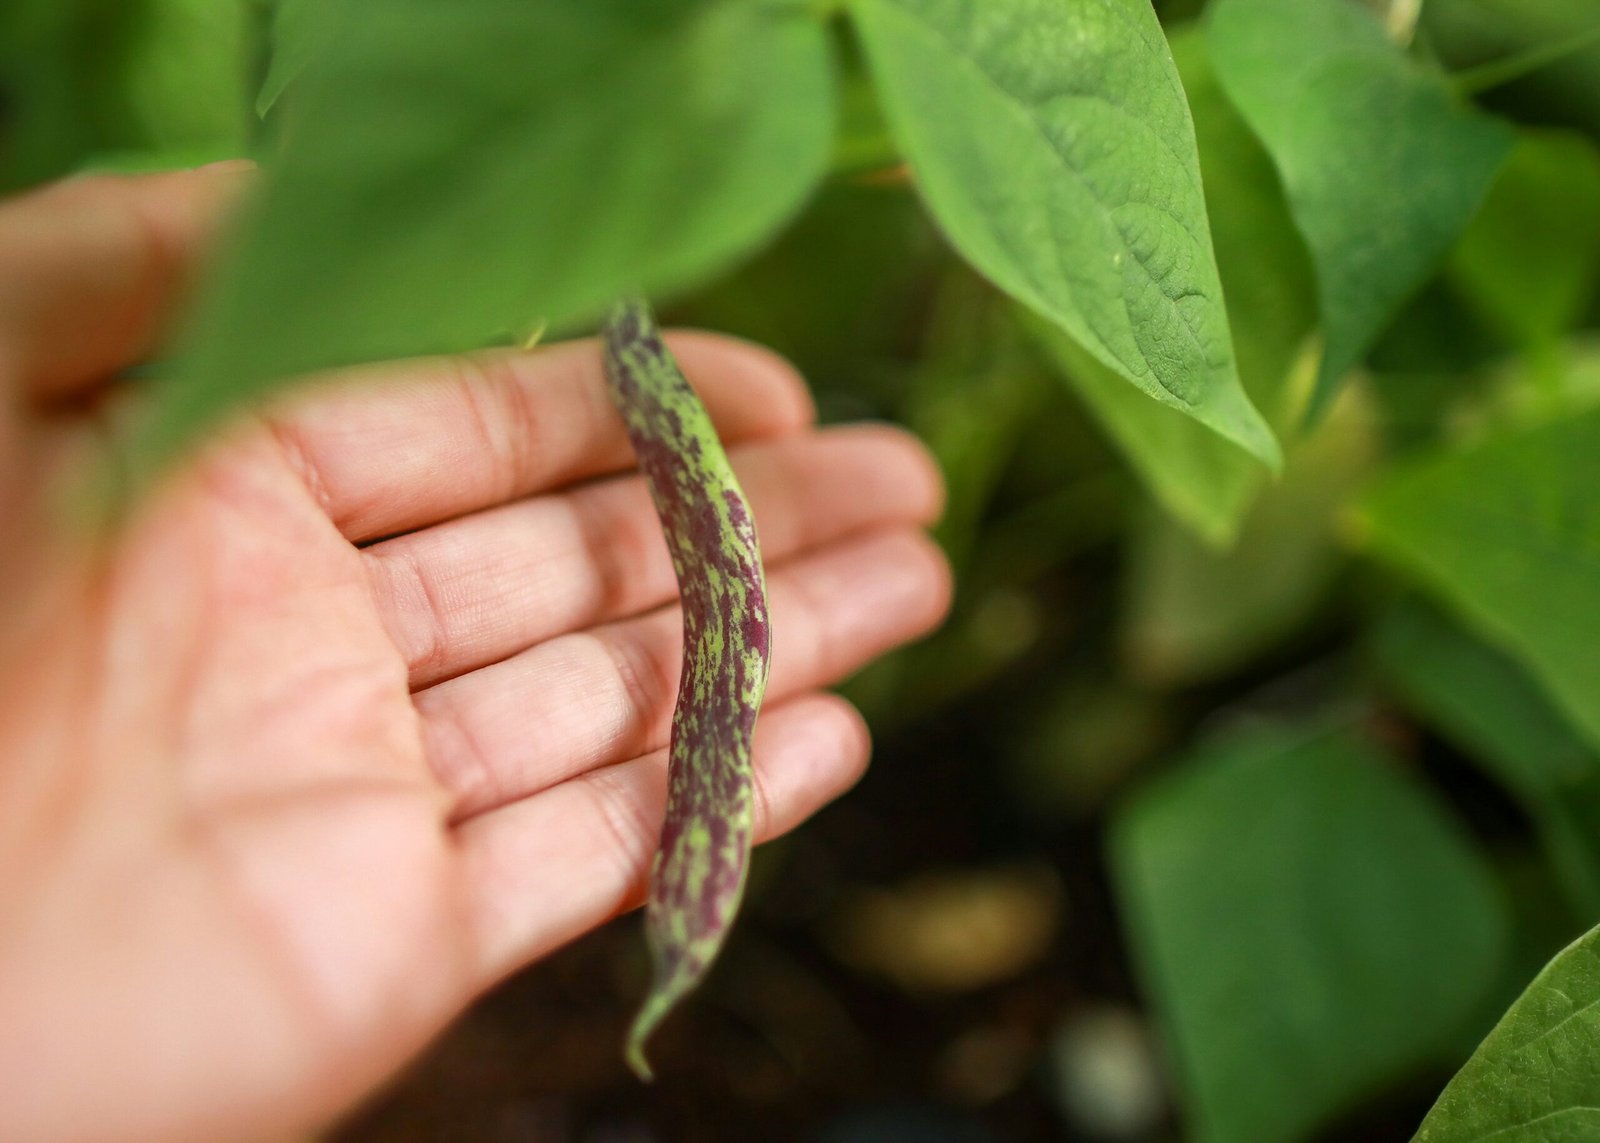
[1035,26,1314,547]
[850,0,1280,468]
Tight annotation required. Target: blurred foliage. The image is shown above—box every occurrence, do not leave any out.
[1207,0,1513,420]
[144,0,838,466]
[8,0,1600,1138]
[1359,408,1600,752]
[1374,600,1600,921]
[1112,727,1507,1143]
[0,0,250,187]
[1450,130,1600,387]
[1118,377,1376,687]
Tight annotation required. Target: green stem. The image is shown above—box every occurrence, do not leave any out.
[1453,24,1600,96]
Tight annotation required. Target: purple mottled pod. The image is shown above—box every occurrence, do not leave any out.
[601,298,772,1080]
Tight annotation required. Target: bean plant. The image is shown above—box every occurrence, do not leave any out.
[5,0,1600,1137]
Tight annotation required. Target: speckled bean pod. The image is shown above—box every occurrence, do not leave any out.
[601,298,772,1081]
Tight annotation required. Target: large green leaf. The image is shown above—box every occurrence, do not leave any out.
[1113,728,1507,1143]
[1168,27,1315,432]
[1359,409,1600,754]
[1030,26,1314,545]
[256,0,340,116]
[1416,924,1600,1141]
[1207,0,1512,420]
[1375,600,1600,920]
[849,0,1280,469]
[1452,131,1600,366]
[142,0,834,461]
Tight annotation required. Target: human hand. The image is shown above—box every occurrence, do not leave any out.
[0,167,949,1143]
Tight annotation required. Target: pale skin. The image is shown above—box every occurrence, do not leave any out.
[0,165,950,1143]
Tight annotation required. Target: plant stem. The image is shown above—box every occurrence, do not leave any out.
[1453,24,1600,96]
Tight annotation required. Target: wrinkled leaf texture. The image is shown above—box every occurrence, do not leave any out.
[1417,924,1600,1141]
[851,0,1281,470]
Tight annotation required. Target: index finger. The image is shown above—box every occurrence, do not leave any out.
[262,331,816,542]
[0,163,252,399]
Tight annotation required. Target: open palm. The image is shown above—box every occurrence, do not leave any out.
[0,168,948,1143]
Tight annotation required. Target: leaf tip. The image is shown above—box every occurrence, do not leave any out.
[1232,403,1284,474]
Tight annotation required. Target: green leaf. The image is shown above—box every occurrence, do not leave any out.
[1452,130,1600,362]
[1359,408,1600,754]
[121,0,250,153]
[849,0,1280,469]
[1026,26,1315,545]
[601,300,771,1082]
[1375,600,1600,920]
[1,0,141,188]
[1171,26,1315,436]
[1113,728,1508,1143]
[1416,924,1600,1141]
[141,0,835,464]
[1207,0,1513,421]
[0,0,248,189]
[256,0,339,116]
[1119,383,1375,685]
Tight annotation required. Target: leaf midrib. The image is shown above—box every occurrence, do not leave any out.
[870,0,1222,406]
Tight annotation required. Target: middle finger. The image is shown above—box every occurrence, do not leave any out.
[414,527,951,821]
[363,424,943,688]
